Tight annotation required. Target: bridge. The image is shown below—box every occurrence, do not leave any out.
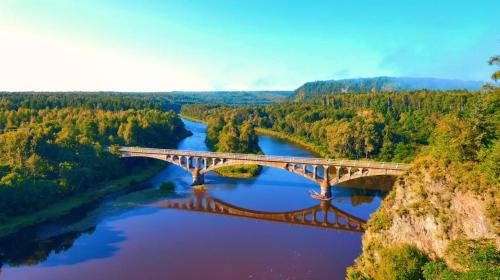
[119,147,411,197]
[156,192,367,232]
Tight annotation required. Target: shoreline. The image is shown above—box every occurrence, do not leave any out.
[179,113,329,158]
[255,128,330,158]
[179,114,208,124]
[0,161,166,239]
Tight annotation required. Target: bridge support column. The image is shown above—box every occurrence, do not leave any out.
[202,157,208,170]
[191,168,205,186]
[312,165,317,179]
[321,165,331,198]
[186,156,191,170]
[335,166,340,184]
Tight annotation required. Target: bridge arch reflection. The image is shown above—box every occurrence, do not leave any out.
[156,192,367,233]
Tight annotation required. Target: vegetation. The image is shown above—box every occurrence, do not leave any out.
[0,94,190,226]
[183,56,500,280]
[212,165,261,178]
[159,181,176,192]
[182,105,263,178]
[183,89,483,163]
[346,57,499,280]
[291,77,482,101]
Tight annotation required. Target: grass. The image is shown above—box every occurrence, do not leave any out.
[213,164,262,178]
[0,161,166,239]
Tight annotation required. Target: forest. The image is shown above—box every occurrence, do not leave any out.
[291,77,483,101]
[183,89,484,162]
[0,94,189,221]
[181,59,500,279]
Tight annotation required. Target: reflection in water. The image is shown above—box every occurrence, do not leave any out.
[0,119,391,280]
[0,187,183,273]
[158,191,366,232]
[0,228,95,268]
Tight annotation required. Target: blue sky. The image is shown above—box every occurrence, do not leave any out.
[0,0,498,91]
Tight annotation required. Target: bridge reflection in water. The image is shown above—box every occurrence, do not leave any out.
[156,192,366,233]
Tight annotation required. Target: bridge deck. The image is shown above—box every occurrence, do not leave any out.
[119,147,411,171]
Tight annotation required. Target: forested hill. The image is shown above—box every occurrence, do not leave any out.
[291,77,484,101]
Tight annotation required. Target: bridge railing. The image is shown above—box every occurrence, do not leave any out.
[118,146,411,171]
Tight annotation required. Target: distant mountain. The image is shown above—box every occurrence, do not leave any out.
[291,77,484,101]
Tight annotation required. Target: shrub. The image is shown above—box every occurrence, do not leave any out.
[374,244,429,280]
[159,181,175,191]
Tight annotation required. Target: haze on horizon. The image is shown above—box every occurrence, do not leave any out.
[0,0,498,92]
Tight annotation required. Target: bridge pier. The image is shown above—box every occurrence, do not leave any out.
[117,147,410,191]
[191,168,205,185]
[321,165,331,198]
[191,157,205,185]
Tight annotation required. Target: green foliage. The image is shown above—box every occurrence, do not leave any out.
[213,164,261,178]
[444,239,499,271]
[291,77,482,101]
[374,244,429,280]
[183,90,484,162]
[0,94,189,218]
[422,239,500,280]
[182,105,262,154]
[159,181,175,191]
[367,208,392,231]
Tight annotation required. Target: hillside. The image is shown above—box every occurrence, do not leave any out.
[291,77,484,101]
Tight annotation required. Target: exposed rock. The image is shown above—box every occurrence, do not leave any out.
[350,158,499,277]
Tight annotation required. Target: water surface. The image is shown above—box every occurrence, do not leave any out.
[0,118,388,280]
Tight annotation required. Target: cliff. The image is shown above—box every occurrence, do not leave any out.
[348,157,499,279]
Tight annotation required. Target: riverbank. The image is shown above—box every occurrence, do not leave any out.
[0,161,166,239]
[255,128,330,158]
[179,114,207,124]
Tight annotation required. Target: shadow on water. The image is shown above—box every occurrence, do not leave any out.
[0,184,379,271]
[0,118,398,279]
[0,186,186,271]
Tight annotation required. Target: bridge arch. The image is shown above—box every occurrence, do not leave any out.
[157,194,367,232]
[118,147,410,197]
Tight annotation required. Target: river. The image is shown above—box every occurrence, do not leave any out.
[0,119,389,280]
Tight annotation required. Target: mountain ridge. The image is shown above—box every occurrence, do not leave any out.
[291,76,485,101]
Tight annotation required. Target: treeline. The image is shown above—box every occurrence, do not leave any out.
[0,95,189,220]
[183,90,479,162]
[347,87,499,279]
[0,93,164,112]
[291,77,483,101]
[182,105,260,154]
[182,88,500,279]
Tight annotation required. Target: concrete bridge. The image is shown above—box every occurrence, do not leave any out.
[119,147,411,197]
[156,192,367,232]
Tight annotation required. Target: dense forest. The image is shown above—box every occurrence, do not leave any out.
[0,94,189,221]
[0,90,290,111]
[183,90,482,163]
[291,77,483,101]
[182,105,260,154]
[181,105,262,177]
[182,59,500,279]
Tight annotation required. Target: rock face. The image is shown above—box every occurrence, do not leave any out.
[351,158,499,276]
[290,77,484,101]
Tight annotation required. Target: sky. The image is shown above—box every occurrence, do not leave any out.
[0,0,498,91]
